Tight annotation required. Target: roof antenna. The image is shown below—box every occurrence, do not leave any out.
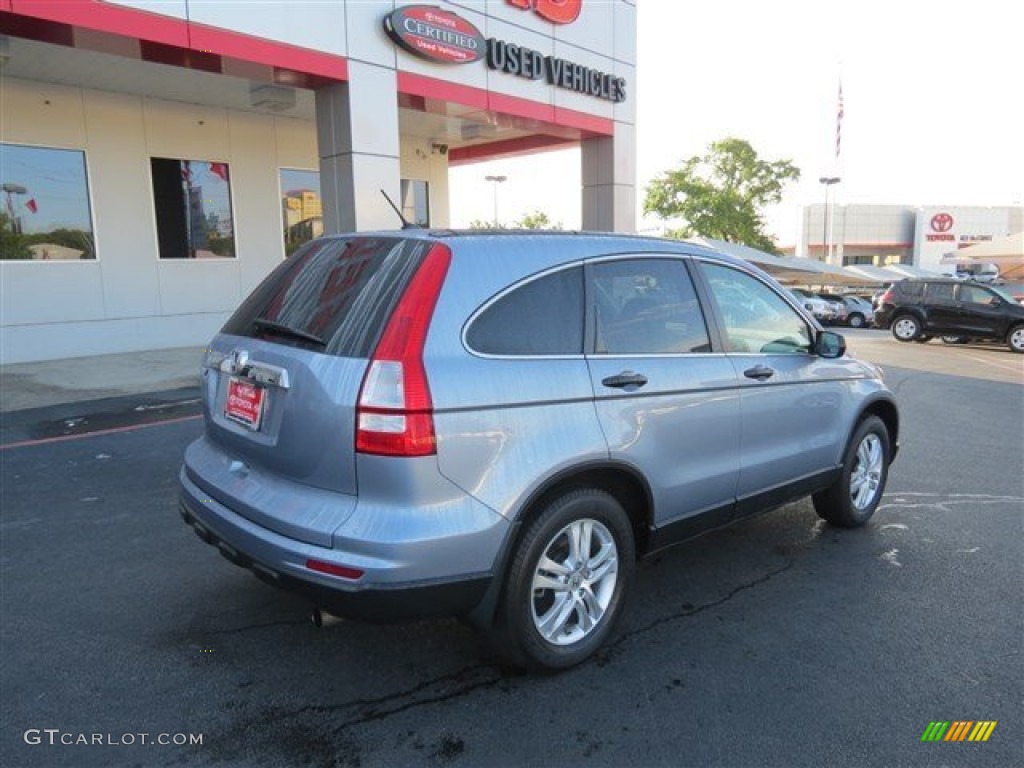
[380,189,414,229]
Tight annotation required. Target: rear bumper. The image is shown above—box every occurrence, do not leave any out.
[178,466,506,621]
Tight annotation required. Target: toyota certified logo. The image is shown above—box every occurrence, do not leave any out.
[930,213,954,233]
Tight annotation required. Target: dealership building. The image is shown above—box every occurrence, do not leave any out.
[794,204,1024,273]
[0,0,636,363]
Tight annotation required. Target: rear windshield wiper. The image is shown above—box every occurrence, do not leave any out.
[251,318,326,347]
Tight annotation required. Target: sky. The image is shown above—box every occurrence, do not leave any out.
[450,0,1024,247]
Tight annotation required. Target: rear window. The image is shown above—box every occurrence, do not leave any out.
[222,237,430,358]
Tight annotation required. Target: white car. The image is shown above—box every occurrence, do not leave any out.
[789,289,837,323]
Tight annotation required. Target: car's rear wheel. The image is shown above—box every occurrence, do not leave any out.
[891,315,920,341]
[847,313,865,328]
[813,415,890,528]
[1008,324,1024,353]
[491,488,634,671]
[913,335,932,343]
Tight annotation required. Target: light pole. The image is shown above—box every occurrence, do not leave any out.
[2,182,27,234]
[484,175,507,227]
[818,176,840,265]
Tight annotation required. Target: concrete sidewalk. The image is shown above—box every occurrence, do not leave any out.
[1,346,205,413]
[0,346,208,445]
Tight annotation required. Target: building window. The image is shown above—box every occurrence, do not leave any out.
[150,158,234,259]
[1,143,96,261]
[401,179,429,227]
[280,168,322,257]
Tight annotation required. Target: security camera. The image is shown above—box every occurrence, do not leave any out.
[431,143,448,156]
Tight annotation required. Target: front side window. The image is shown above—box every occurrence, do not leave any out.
[958,284,998,306]
[151,158,234,259]
[702,263,812,354]
[589,258,710,355]
[466,266,584,356]
[280,169,322,257]
[1,143,95,260]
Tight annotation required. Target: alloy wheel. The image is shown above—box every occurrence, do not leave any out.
[849,434,884,511]
[531,518,619,646]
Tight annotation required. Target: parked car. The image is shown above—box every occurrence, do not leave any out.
[874,278,1024,352]
[822,294,875,328]
[179,231,900,670]
[815,293,849,325]
[788,288,838,324]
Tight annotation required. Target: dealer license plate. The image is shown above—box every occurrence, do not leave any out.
[225,378,266,431]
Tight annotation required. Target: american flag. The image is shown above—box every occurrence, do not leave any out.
[835,81,844,158]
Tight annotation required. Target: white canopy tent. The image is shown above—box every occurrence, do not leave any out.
[940,232,1024,279]
[690,237,876,286]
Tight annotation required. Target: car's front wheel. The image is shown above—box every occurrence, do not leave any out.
[813,415,891,528]
[492,488,635,670]
[1008,325,1024,353]
[847,312,865,328]
[891,315,920,341]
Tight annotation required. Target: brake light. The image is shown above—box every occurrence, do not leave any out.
[355,243,451,456]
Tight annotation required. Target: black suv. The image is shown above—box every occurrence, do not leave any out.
[874,278,1024,353]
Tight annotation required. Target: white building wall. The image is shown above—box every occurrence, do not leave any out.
[2,1,636,362]
[0,78,312,363]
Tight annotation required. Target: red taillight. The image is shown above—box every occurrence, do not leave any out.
[306,559,364,580]
[355,243,451,457]
[880,288,894,304]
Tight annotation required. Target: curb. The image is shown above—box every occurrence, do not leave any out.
[0,387,204,447]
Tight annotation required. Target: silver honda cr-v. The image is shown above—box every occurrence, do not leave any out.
[179,232,899,670]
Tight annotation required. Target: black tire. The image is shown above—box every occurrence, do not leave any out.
[1007,325,1024,353]
[914,335,932,343]
[847,313,865,328]
[891,315,920,342]
[813,415,891,528]
[490,488,635,671]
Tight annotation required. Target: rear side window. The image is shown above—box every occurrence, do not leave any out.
[589,258,711,355]
[222,237,430,358]
[466,267,584,356]
[927,282,955,303]
[897,280,924,298]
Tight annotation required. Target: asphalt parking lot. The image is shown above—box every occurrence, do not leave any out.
[2,330,1021,768]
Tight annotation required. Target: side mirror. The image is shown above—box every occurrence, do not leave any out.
[816,330,846,359]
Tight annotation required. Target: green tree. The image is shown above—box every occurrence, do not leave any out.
[516,210,562,230]
[0,213,32,260]
[643,137,800,254]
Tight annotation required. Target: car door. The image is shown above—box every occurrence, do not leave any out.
[922,281,958,332]
[955,283,1005,337]
[584,256,741,530]
[694,261,855,507]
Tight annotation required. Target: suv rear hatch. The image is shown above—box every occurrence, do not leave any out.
[191,235,436,542]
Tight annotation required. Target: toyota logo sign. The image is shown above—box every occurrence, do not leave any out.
[930,213,954,233]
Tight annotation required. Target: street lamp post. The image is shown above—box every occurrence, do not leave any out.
[2,182,28,234]
[818,176,840,265]
[484,175,507,227]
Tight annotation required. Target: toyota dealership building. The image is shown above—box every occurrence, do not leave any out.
[0,0,636,363]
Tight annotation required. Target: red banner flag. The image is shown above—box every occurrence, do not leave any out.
[209,162,229,183]
[25,198,38,214]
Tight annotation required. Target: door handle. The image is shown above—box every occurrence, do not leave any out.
[601,371,648,390]
[743,365,775,381]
